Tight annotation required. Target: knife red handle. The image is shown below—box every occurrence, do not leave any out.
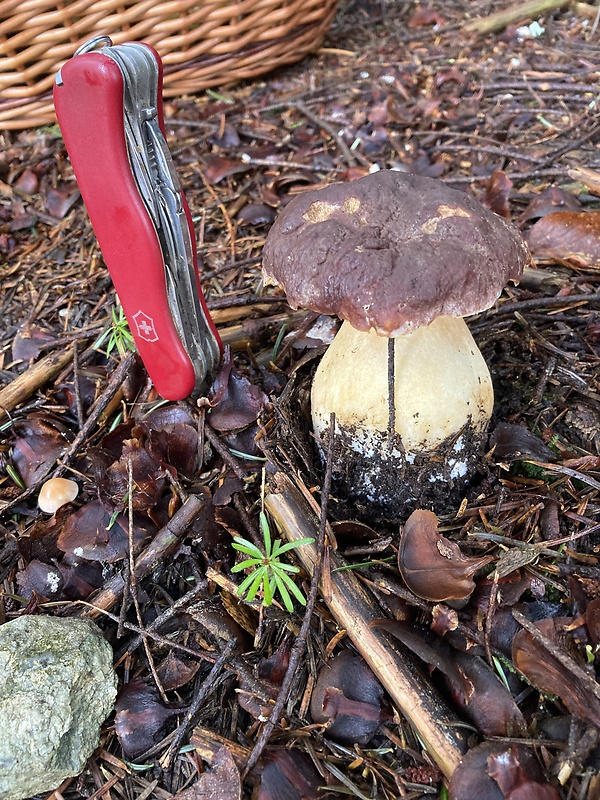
[54,50,201,401]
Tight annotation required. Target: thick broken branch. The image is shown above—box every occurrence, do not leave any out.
[264,471,468,780]
[464,0,571,33]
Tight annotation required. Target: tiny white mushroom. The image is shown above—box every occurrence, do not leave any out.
[38,477,79,514]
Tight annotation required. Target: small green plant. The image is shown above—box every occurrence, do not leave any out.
[231,511,314,612]
[6,464,25,490]
[94,305,136,358]
[586,644,596,664]
[492,655,511,690]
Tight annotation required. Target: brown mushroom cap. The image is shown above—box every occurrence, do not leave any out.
[262,170,530,335]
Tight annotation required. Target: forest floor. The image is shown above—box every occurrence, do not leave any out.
[2,0,600,798]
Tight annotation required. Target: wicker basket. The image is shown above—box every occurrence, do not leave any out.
[0,0,337,129]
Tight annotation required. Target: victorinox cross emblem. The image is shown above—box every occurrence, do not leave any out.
[132,310,159,342]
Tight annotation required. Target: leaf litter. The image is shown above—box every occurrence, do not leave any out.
[2,0,600,798]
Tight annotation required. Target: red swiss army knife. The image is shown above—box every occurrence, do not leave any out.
[54,36,222,401]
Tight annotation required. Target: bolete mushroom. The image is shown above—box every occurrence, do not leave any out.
[262,170,531,513]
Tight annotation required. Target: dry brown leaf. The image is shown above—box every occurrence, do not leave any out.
[512,617,600,726]
[449,742,560,800]
[309,650,390,745]
[372,619,524,737]
[407,7,445,27]
[490,422,556,463]
[57,500,151,562]
[517,185,580,226]
[483,170,513,218]
[399,509,492,602]
[115,679,183,759]
[257,748,327,800]
[527,210,600,268]
[173,746,242,800]
[11,416,71,487]
[586,598,600,647]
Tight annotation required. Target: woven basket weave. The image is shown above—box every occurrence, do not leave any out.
[0,0,337,129]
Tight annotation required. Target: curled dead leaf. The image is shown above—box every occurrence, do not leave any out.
[483,170,513,218]
[57,500,152,562]
[449,741,560,800]
[407,7,445,27]
[16,559,64,600]
[12,416,71,487]
[236,203,276,226]
[44,183,80,219]
[114,679,183,759]
[203,155,249,184]
[207,348,267,432]
[12,323,55,362]
[490,422,556,463]
[372,619,524,737]
[399,509,492,603]
[518,185,580,226]
[257,748,325,800]
[309,650,390,745]
[104,438,166,510]
[512,616,600,726]
[585,597,600,647]
[257,639,291,685]
[155,651,201,692]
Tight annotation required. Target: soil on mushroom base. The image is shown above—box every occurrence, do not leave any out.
[266,372,490,524]
[317,421,489,522]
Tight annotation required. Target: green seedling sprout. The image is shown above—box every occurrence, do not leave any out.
[231,510,314,612]
[94,304,136,358]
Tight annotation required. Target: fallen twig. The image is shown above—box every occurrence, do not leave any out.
[482,292,600,318]
[127,456,167,702]
[78,492,205,618]
[289,101,358,168]
[569,166,600,195]
[204,424,249,480]
[0,345,74,424]
[264,471,468,780]
[54,352,137,477]
[163,638,237,770]
[219,309,313,351]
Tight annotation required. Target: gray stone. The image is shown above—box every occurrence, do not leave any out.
[0,615,117,800]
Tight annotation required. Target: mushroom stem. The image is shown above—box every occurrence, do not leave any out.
[311,316,494,510]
